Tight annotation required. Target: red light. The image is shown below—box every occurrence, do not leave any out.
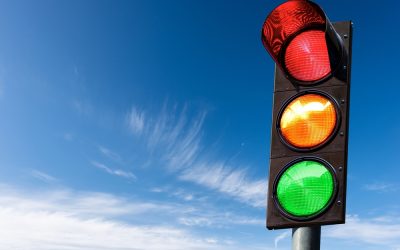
[284,30,331,82]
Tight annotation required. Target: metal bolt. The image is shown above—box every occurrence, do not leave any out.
[337,200,342,205]
[340,132,344,136]
[344,34,348,39]
[338,167,343,172]
[343,65,347,70]
[341,99,345,104]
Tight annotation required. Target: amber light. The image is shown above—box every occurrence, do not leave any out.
[279,93,337,149]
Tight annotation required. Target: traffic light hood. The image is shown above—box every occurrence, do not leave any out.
[261,0,343,84]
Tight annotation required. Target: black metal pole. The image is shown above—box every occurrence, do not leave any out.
[292,226,321,250]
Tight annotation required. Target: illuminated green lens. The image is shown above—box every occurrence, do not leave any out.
[276,160,334,217]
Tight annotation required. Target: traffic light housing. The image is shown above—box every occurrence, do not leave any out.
[262,0,352,229]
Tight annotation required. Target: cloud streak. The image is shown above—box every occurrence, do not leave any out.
[363,182,399,192]
[91,161,136,180]
[274,231,290,249]
[327,214,400,248]
[127,103,266,208]
[180,162,266,207]
[127,107,145,135]
[98,146,122,163]
[0,202,216,249]
[0,184,265,250]
[30,170,58,183]
[138,103,204,171]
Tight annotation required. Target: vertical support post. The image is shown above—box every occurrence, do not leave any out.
[292,226,321,250]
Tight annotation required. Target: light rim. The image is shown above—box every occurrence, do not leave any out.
[276,90,341,152]
[272,157,338,221]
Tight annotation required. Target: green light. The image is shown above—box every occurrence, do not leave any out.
[276,160,334,217]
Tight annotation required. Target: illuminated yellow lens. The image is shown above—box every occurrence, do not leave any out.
[279,93,337,148]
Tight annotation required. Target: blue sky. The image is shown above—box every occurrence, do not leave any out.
[0,0,400,249]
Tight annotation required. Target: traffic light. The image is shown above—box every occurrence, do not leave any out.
[262,0,352,229]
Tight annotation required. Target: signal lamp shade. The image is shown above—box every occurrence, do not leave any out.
[261,0,343,84]
[278,93,337,149]
[275,160,335,218]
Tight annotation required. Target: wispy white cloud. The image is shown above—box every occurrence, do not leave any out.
[162,110,205,171]
[171,189,195,201]
[0,185,232,250]
[141,103,204,171]
[147,186,264,227]
[180,162,267,208]
[149,186,209,203]
[178,213,264,228]
[327,214,400,248]
[126,103,266,208]
[98,146,122,163]
[0,184,269,250]
[364,182,399,192]
[30,170,58,183]
[150,187,165,193]
[274,231,290,249]
[127,107,145,135]
[4,183,250,228]
[179,216,213,227]
[91,161,136,180]
[0,189,164,219]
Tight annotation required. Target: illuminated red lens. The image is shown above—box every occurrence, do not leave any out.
[284,30,331,82]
